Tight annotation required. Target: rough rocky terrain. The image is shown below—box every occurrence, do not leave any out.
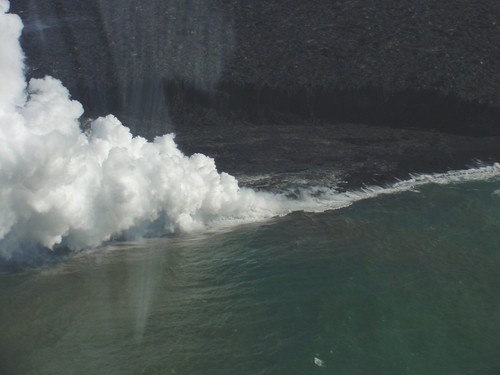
[11,0,500,186]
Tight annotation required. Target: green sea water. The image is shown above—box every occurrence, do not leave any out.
[0,179,499,375]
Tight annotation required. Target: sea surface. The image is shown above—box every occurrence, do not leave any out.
[1,177,499,375]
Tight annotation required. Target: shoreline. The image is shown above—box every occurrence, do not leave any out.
[174,121,500,191]
[2,121,498,271]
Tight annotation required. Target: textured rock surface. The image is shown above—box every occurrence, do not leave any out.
[178,0,500,134]
[13,0,500,133]
[219,0,499,105]
[10,0,500,184]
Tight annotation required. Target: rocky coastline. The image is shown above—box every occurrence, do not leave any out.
[12,0,500,187]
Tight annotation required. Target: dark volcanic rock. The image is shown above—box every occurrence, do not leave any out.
[12,0,500,135]
[218,0,499,105]
[175,0,500,134]
[9,0,500,185]
[173,121,500,190]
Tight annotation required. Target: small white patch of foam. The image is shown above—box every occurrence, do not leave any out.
[314,356,327,367]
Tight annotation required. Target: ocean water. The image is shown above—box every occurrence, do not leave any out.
[1,178,499,375]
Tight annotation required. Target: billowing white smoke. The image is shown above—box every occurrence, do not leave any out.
[2,2,499,262]
[0,2,289,259]
[0,0,25,110]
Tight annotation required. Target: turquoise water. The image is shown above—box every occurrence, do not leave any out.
[0,179,499,374]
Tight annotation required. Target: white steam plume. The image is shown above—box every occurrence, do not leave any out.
[1,2,499,262]
[0,3,292,259]
[0,0,25,110]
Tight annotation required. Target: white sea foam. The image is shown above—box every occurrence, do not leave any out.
[0,2,498,261]
[335,162,500,205]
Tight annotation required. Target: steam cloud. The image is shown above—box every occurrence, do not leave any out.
[1,1,499,262]
[0,1,292,259]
